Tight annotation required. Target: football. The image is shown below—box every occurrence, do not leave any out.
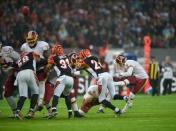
[21,6,30,16]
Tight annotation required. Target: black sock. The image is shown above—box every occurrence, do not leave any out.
[74,111,79,115]
[101,100,116,111]
[64,95,72,111]
[113,94,124,100]
[52,95,59,108]
[30,94,38,111]
[17,96,26,111]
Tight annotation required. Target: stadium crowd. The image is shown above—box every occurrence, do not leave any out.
[0,0,176,49]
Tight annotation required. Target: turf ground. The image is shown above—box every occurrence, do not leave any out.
[0,94,176,131]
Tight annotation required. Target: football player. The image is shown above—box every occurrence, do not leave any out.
[14,52,40,120]
[114,55,148,112]
[43,49,82,118]
[46,44,74,119]
[67,52,83,118]
[21,31,49,110]
[78,49,128,116]
[79,84,129,116]
[0,45,20,117]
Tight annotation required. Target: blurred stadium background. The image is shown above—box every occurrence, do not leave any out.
[0,0,176,95]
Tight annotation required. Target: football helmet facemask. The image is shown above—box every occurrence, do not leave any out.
[115,55,127,66]
[26,31,38,48]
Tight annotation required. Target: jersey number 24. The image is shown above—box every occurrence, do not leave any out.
[91,60,102,70]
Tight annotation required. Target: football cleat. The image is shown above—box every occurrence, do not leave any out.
[47,110,58,119]
[97,109,105,114]
[37,105,44,112]
[122,103,130,113]
[74,111,84,118]
[15,111,23,120]
[25,110,35,119]
[35,104,44,112]
[68,111,73,119]
[115,109,122,117]
[43,108,52,118]
[125,96,133,108]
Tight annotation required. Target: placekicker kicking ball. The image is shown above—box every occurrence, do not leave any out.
[22,6,30,16]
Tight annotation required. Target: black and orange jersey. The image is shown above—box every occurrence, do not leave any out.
[48,55,72,76]
[17,52,39,71]
[84,56,104,76]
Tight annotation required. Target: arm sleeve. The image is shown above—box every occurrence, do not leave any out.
[20,44,25,52]
[53,66,61,77]
[42,42,49,51]
[120,66,134,77]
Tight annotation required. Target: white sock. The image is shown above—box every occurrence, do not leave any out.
[129,92,135,99]
[114,81,125,86]
[38,81,45,105]
[123,96,128,101]
[72,102,79,111]
[114,79,130,86]
[79,109,85,115]
[115,108,120,112]
[99,105,104,110]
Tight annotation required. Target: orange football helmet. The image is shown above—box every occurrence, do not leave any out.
[79,49,91,59]
[26,31,38,48]
[51,44,64,56]
[115,55,127,66]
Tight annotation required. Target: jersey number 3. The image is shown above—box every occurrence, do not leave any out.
[91,60,101,70]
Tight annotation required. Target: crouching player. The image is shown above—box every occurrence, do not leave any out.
[114,55,148,112]
[79,84,128,116]
[14,52,40,119]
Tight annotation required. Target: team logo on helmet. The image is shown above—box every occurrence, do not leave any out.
[26,31,38,48]
[68,52,79,64]
[116,55,127,66]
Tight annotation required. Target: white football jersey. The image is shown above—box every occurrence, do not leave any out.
[83,85,99,100]
[125,60,148,79]
[21,41,49,58]
[84,85,111,100]
[1,46,20,63]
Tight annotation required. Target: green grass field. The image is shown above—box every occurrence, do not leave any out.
[0,95,176,131]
